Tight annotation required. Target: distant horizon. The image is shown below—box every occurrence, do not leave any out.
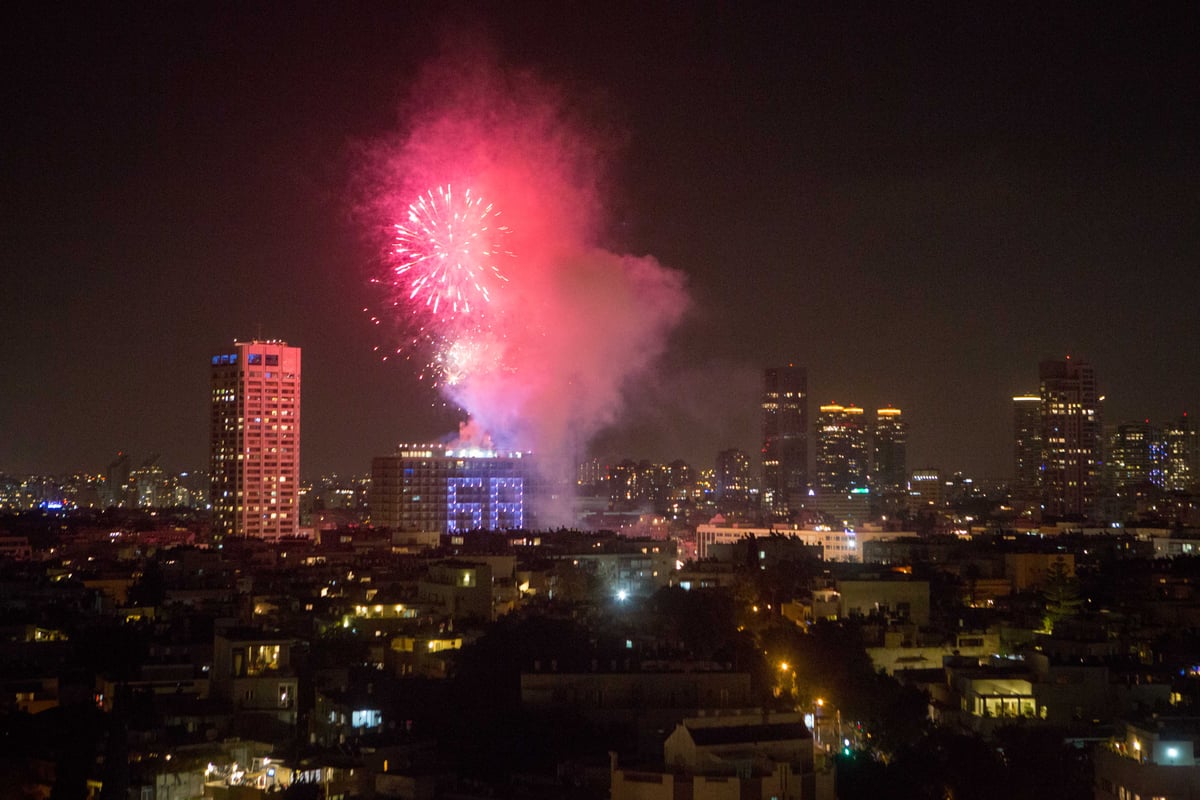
[7,364,1196,486]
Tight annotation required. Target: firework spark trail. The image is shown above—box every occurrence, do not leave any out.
[361,44,690,523]
[376,183,516,385]
[391,184,511,323]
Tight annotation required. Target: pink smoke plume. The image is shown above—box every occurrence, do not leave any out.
[362,44,689,519]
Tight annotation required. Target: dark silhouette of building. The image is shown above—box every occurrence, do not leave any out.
[871,407,908,493]
[1012,394,1042,501]
[761,365,808,514]
[715,448,752,507]
[104,451,132,507]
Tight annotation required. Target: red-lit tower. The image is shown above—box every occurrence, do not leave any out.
[210,339,301,539]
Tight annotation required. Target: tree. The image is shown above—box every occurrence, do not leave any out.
[1041,557,1082,632]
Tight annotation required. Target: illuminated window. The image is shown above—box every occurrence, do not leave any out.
[246,645,281,675]
[351,709,382,728]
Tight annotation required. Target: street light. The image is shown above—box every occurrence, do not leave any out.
[811,699,825,746]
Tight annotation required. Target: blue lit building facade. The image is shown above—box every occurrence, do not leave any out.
[370,446,530,533]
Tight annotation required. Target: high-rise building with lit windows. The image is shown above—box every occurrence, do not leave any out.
[210,339,301,540]
[715,448,753,506]
[1107,421,1161,494]
[871,407,908,493]
[1163,415,1200,493]
[815,403,869,492]
[1039,358,1100,519]
[371,445,529,533]
[1012,394,1042,501]
[761,365,808,513]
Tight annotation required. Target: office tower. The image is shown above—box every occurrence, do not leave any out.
[1012,395,1042,501]
[371,444,528,532]
[210,339,301,539]
[907,469,942,510]
[104,451,132,507]
[871,407,908,493]
[1162,414,1199,492]
[715,448,752,506]
[761,365,808,512]
[1106,421,1163,495]
[1039,358,1100,519]
[815,403,869,492]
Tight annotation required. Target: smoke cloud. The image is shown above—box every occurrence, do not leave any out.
[360,42,690,521]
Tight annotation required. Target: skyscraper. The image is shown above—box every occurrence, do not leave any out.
[815,403,869,492]
[761,365,808,513]
[1012,395,1042,501]
[1106,421,1161,494]
[104,451,132,507]
[1039,358,1100,519]
[871,407,908,493]
[715,448,752,508]
[1162,414,1200,493]
[210,339,301,539]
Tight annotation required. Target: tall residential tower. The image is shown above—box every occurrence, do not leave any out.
[210,339,301,539]
[1012,394,1042,501]
[761,365,808,513]
[715,448,753,509]
[871,407,908,493]
[1163,415,1200,493]
[1039,358,1100,519]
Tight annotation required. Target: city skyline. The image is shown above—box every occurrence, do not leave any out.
[3,4,1198,479]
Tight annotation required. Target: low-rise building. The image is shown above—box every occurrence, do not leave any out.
[1005,552,1075,592]
[523,664,755,754]
[211,628,299,725]
[1095,717,1200,800]
[610,711,829,800]
[694,524,902,562]
[837,577,930,626]
[867,630,1000,675]
[417,560,494,621]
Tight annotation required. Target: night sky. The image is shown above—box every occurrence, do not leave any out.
[3,3,1198,480]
